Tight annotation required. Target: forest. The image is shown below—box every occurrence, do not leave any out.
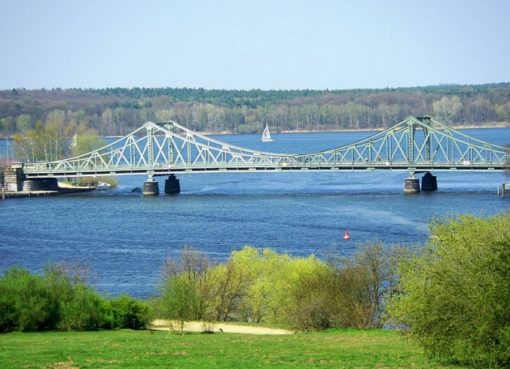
[1,83,510,139]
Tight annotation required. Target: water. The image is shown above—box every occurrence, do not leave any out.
[1,128,509,298]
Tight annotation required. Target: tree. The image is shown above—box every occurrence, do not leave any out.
[433,96,462,123]
[159,247,215,332]
[389,214,510,367]
[15,114,32,132]
[70,125,106,157]
[13,120,65,162]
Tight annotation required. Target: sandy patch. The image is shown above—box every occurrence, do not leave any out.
[151,320,293,335]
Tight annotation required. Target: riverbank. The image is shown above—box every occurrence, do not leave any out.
[1,122,509,140]
[198,121,510,136]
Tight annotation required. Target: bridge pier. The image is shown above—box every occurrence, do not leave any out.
[164,174,180,194]
[3,163,25,191]
[143,176,159,196]
[404,175,420,194]
[421,171,438,191]
[23,178,58,192]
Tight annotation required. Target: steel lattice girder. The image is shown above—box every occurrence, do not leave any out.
[24,116,510,177]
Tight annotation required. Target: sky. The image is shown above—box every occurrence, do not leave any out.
[0,0,509,90]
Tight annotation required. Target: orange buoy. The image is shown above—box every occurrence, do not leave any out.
[343,230,351,241]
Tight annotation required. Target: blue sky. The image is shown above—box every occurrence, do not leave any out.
[1,0,509,90]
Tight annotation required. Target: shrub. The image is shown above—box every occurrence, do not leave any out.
[158,247,216,332]
[286,268,334,331]
[0,268,58,331]
[389,214,510,368]
[155,245,404,331]
[109,295,149,330]
[0,264,142,332]
[57,284,109,331]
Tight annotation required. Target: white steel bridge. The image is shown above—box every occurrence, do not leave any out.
[24,116,509,179]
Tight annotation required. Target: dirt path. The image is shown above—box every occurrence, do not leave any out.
[151,319,293,335]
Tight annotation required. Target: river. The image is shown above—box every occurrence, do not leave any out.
[0,128,509,297]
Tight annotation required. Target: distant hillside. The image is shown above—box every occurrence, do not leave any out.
[1,83,509,137]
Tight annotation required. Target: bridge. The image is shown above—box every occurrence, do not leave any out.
[21,115,510,194]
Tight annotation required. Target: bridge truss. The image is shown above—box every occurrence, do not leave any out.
[24,116,509,178]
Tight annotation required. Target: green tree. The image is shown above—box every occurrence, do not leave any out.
[70,127,106,157]
[159,247,215,332]
[13,120,65,162]
[15,114,32,132]
[226,246,327,325]
[433,96,462,123]
[389,214,510,368]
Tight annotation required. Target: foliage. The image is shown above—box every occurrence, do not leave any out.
[0,329,462,369]
[1,84,509,145]
[12,114,108,163]
[159,247,215,332]
[13,120,67,162]
[389,214,510,368]
[156,244,405,331]
[0,263,145,332]
[108,295,149,330]
[57,283,109,331]
[287,242,407,331]
[0,268,57,332]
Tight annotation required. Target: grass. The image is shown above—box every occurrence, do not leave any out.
[0,328,465,369]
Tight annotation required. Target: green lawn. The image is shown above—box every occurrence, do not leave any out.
[0,329,464,369]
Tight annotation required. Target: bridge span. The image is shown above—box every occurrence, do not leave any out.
[16,116,510,194]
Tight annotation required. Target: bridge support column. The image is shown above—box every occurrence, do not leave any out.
[4,164,25,192]
[404,174,420,194]
[421,171,437,191]
[143,176,159,196]
[164,174,180,194]
[23,178,58,192]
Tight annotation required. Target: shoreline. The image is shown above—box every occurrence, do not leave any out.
[199,122,510,136]
[1,123,509,140]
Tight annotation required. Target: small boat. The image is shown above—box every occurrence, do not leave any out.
[261,124,273,142]
[95,181,111,191]
[343,230,351,241]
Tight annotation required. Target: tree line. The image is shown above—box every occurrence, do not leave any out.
[155,244,404,332]
[1,83,509,139]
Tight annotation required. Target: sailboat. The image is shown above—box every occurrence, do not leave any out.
[70,133,78,148]
[261,124,273,142]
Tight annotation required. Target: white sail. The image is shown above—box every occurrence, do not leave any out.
[261,124,273,142]
[70,133,78,148]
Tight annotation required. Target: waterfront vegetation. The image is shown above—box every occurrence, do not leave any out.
[1,84,510,144]
[0,263,148,332]
[1,213,509,368]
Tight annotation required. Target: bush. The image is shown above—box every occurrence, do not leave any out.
[389,214,510,368]
[109,295,149,330]
[158,247,215,332]
[286,269,334,331]
[58,284,109,331]
[0,268,58,332]
[0,264,146,332]
[155,244,404,331]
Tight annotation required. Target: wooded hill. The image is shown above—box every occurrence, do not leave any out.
[1,83,509,137]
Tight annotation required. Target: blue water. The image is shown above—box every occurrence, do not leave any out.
[1,128,509,298]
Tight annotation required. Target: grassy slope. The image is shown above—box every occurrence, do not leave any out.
[0,329,464,369]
